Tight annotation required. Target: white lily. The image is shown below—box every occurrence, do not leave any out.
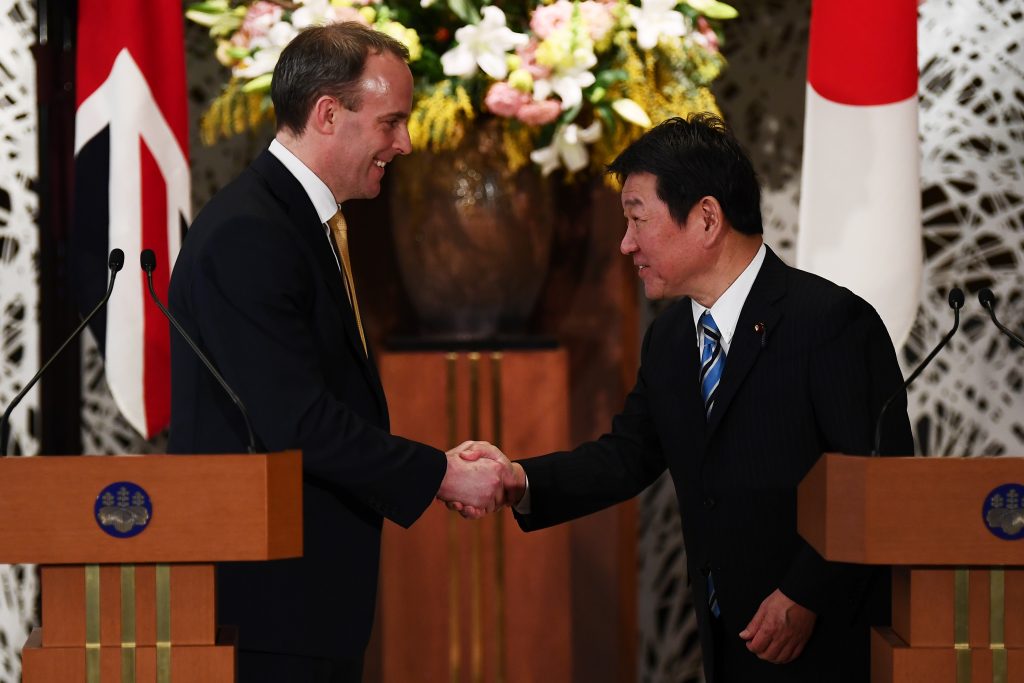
[440,6,529,80]
[534,68,596,111]
[236,46,282,78]
[290,0,327,30]
[532,44,597,110]
[626,0,687,50]
[235,18,297,78]
[611,98,653,128]
[530,121,603,176]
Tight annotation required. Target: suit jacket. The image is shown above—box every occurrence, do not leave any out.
[515,247,913,682]
[168,150,446,658]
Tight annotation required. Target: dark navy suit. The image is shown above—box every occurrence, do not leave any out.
[168,150,446,664]
[515,248,913,682]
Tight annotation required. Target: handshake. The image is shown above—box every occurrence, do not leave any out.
[435,441,527,519]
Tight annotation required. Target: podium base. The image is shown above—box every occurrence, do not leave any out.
[871,627,1023,683]
[22,626,237,683]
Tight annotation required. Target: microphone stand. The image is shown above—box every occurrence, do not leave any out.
[872,288,964,456]
[1,250,125,456]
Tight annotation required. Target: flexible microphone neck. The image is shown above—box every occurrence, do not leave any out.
[140,250,261,454]
[1,249,125,456]
[872,287,964,456]
[979,288,1024,348]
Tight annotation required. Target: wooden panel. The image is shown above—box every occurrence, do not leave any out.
[0,451,302,564]
[22,627,236,683]
[376,350,573,683]
[891,568,1024,647]
[871,627,1024,683]
[41,564,216,646]
[357,179,636,683]
[798,454,1024,565]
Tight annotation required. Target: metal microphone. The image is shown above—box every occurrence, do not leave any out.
[872,287,964,456]
[1,249,125,456]
[140,249,262,453]
[978,288,1024,348]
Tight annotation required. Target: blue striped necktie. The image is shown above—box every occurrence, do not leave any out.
[699,312,725,419]
[698,311,725,617]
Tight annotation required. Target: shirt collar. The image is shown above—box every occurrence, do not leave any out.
[691,243,767,351]
[269,139,339,224]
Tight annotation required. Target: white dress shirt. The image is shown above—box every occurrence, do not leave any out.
[268,139,343,272]
[691,243,767,353]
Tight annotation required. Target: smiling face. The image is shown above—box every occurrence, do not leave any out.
[324,51,413,202]
[620,172,709,301]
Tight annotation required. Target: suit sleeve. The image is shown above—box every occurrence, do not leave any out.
[514,322,669,531]
[180,215,446,528]
[779,295,914,614]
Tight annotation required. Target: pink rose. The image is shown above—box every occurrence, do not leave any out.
[516,99,561,126]
[516,42,552,80]
[530,1,573,39]
[579,1,615,41]
[241,1,284,41]
[326,6,370,26]
[485,82,531,118]
[695,18,720,53]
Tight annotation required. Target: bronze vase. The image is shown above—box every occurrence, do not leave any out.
[389,122,554,341]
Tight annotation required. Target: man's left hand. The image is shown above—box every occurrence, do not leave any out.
[738,589,816,664]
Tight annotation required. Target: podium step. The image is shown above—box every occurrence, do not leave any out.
[22,626,236,683]
[872,627,1023,683]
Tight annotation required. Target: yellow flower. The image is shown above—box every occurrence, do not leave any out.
[535,33,572,70]
[507,68,534,93]
[409,81,474,153]
[379,21,422,62]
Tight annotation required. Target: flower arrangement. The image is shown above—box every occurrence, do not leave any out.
[187,0,736,180]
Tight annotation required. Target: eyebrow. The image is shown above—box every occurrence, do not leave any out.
[623,197,644,208]
[379,111,410,121]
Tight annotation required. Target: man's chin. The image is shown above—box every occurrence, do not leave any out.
[643,284,663,301]
[364,180,382,199]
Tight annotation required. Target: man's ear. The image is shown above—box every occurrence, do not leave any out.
[697,196,727,245]
[309,95,339,134]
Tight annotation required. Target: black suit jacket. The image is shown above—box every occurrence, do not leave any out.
[515,248,913,682]
[168,150,446,658]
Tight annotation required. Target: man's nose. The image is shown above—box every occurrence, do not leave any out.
[620,227,637,256]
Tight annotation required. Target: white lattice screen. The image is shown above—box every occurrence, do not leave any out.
[0,1,40,681]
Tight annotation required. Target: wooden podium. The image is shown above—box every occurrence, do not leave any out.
[798,453,1024,683]
[0,451,303,683]
[374,349,573,683]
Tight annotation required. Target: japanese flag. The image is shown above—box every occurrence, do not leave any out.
[797,0,922,346]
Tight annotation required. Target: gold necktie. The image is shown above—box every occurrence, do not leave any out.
[327,210,368,357]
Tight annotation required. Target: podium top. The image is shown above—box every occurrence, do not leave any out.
[798,453,1024,566]
[0,451,302,564]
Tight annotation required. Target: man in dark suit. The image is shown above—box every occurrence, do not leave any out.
[168,23,505,683]
[455,114,914,681]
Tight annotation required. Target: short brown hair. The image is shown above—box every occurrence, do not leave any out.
[271,22,410,135]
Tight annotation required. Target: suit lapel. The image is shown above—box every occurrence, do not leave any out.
[250,151,389,420]
[705,247,787,439]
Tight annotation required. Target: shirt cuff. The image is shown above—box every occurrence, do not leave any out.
[513,470,531,514]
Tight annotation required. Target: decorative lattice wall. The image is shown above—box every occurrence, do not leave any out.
[0,1,40,681]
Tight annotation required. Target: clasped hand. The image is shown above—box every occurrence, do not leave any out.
[435,441,525,519]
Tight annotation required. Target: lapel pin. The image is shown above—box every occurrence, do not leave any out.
[754,322,767,348]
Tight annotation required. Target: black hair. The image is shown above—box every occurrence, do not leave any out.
[607,113,763,235]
